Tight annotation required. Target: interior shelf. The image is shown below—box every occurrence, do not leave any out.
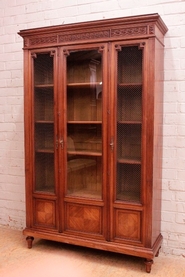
[66,188,102,199]
[118,83,142,88]
[117,121,142,124]
[35,120,54,124]
[35,149,54,153]
[68,121,102,124]
[35,84,54,88]
[117,158,141,164]
[67,82,102,88]
[67,149,102,156]
[116,191,140,202]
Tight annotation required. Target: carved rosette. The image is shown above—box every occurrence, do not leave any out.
[29,36,57,46]
[59,30,110,43]
[111,26,147,37]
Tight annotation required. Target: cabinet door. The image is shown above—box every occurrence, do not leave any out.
[30,49,58,229]
[60,45,108,238]
[110,42,146,243]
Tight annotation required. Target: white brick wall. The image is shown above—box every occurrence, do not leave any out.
[0,0,185,256]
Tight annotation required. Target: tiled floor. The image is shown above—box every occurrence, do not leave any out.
[0,226,185,277]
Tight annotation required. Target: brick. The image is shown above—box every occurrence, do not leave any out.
[162,200,177,212]
[162,157,177,169]
[165,59,180,70]
[165,37,181,49]
[164,2,185,15]
[175,191,185,202]
[169,179,185,191]
[161,211,175,222]
[176,213,185,224]
[163,125,177,136]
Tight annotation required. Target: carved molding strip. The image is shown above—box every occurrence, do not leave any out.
[59,30,110,42]
[111,26,147,37]
[29,36,57,46]
[149,25,155,34]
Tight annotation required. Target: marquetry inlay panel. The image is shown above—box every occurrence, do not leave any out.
[65,203,102,234]
[115,210,141,241]
[34,199,56,228]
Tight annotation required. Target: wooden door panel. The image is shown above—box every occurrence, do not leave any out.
[65,203,102,235]
[114,209,141,242]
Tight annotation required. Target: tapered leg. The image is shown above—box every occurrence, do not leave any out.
[26,236,34,249]
[145,259,153,273]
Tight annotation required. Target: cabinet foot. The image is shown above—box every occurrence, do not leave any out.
[145,259,153,273]
[155,246,161,257]
[26,236,34,249]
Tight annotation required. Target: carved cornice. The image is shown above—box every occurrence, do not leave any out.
[19,14,167,48]
[23,24,156,47]
[59,30,110,43]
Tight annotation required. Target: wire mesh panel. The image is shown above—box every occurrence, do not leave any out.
[33,53,55,193]
[66,49,103,199]
[116,46,142,203]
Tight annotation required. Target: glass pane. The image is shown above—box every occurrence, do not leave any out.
[116,46,142,202]
[66,50,102,199]
[34,53,55,193]
[35,153,54,193]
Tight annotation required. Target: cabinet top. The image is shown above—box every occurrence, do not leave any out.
[18,13,168,49]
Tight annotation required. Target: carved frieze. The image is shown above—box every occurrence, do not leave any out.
[59,30,110,42]
[29,36,57,46]
[111,26,147,37]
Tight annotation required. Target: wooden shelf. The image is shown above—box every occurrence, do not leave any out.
[66,188,101,199]
[117,158,141,164]
[35,149,54,153]
[68,149,102,157]
[117,121,142,124]
[67,121,102,124]
[67,82,102,88]
[118,83,142,88]
[35,84,54,88]
[35,120,54,124]
[116,192,140,202]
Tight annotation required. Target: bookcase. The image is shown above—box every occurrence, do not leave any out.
[19,13,167,273]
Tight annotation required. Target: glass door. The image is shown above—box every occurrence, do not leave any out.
[66,49,103,199]
[110,43,144,243]
[116,46,143,203]
[33,51,56,193]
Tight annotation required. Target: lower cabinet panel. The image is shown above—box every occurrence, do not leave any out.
[114,209,141,242]
[34,199,56,229]
[65,203,102,235]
